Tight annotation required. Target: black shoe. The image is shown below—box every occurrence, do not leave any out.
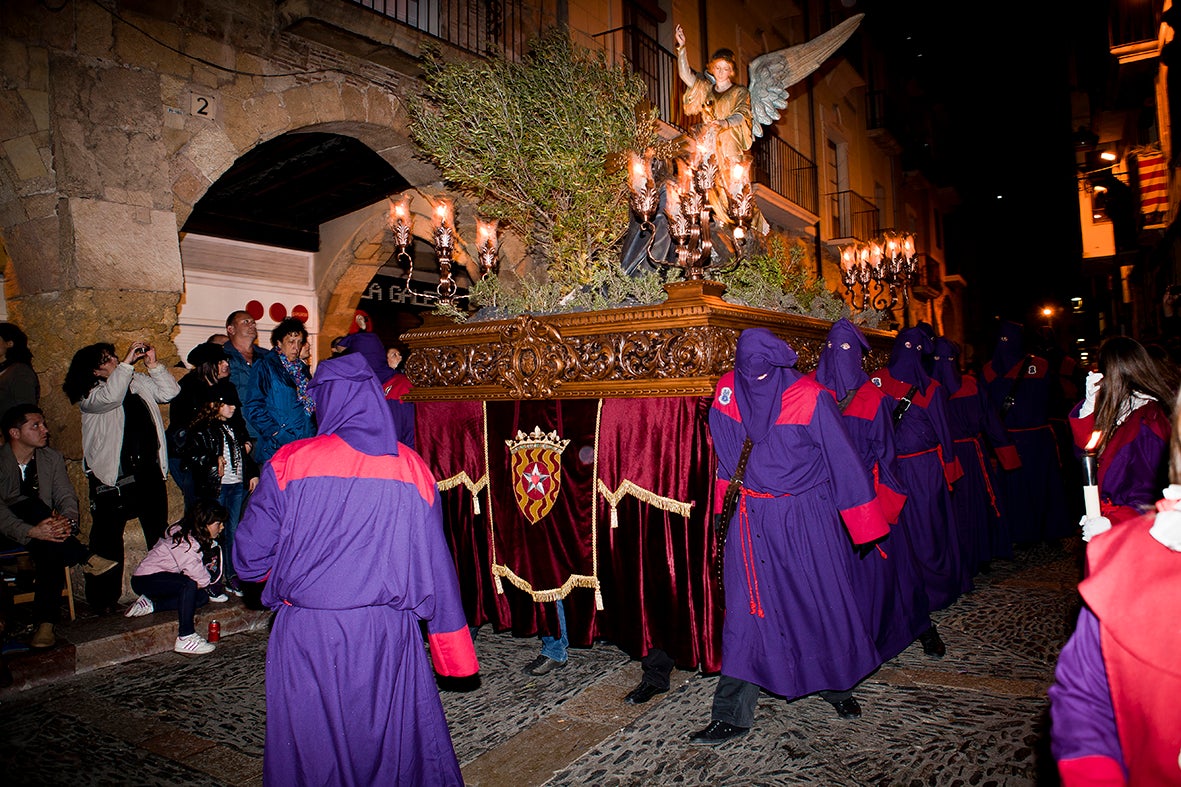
[919,624,946,659]
[624,682,668,704]
[688,720,749,745]
[522,654,567,676]
[831,697,861,719]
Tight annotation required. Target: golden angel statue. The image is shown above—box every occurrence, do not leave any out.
[673,14,864,230]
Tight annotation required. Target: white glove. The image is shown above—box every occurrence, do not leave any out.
[1079,514,1112,543]
[1149,510,1181,552]
[1079,371,1103,418]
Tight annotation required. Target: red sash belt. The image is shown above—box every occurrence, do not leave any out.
[737,488,792,618]
[954,436,1001,517]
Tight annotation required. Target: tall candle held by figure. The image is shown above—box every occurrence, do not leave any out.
[1082,431,1101,519]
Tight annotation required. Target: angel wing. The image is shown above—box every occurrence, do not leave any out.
[749,14,864,138]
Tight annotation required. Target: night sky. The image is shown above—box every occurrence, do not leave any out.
[858,0,1101,353]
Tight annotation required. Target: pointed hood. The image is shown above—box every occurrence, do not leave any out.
[931,337,963,395]
[734,328,799,442]
[887,326,932,389]
[991,320,1025,375]
[815,318,869,399]
[308,353,399,456]
[339,331,395,382]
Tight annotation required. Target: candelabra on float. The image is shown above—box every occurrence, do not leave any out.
[433,199,456,302]
[389,196,414,292]
[476,219,500,280]
[626,141,753,280]
[839,229,918,314]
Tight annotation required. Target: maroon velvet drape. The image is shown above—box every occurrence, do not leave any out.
[595,396,722,672]
[415,395,722,672]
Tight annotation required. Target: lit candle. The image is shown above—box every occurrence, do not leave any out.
[433,200,451,228]
[477,218,497,247]
[1082,430,1101,519]
[629,152,652,194]
[729,162,748,197]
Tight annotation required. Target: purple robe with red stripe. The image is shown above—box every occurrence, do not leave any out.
[870,362,971,612]
[235,354,477,787]
[710,330,888,699]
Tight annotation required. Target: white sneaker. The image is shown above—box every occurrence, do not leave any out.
[124,595,155,617]
[207,593,229,603]
[174,633,215,655]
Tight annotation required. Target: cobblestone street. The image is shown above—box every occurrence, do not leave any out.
[1,542,1079,786]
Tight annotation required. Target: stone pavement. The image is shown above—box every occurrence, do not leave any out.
[0,542,1080,786]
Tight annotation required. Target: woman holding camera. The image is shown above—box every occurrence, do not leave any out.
[62,341,180,614]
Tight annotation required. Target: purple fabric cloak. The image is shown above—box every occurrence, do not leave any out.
[709,329,887,699]
[815,321,929,661]
[934,338,1018,569]
[982,324,1072,542]
[873,329,972,612]
[235,354,476,787]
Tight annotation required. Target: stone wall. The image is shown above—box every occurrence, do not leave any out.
[0,0,455,596]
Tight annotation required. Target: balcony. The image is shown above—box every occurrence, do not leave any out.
[752,134,819,222]
[279,0,554,72]
[1109,1,1161,63]
[592,25,688,132]
[826,189,877,245]
[911,253,942,302]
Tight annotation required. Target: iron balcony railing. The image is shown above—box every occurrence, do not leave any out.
[827,189,877,242]
[752,135,819,216]
[1109,1,1160,49]
[592,25,689,131]
[344,0,549,61]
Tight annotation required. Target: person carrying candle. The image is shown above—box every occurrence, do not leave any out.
[1048,388,1181,785]
[1068,336,1173,543]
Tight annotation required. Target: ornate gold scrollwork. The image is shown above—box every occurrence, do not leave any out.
[497,316,574,398]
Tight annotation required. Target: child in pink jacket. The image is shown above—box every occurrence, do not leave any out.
[125,500,229,655]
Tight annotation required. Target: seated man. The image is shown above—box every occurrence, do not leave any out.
[0,405,115,648]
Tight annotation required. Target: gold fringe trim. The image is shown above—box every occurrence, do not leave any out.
[491,563,601,604]
[596,479,694,519]
[436,472,486,515]
[483,403,499,593]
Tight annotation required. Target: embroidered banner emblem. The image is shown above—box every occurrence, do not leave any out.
[506,426,571,524]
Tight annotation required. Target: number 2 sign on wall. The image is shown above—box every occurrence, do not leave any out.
[190,92,218,120]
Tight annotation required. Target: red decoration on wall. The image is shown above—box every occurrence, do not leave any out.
[292,304,309,322]
[269,302,287,322]
[246,300,264,320]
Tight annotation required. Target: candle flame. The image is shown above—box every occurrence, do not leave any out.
[1085,430,1102,451]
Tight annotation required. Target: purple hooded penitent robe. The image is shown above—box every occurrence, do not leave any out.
[981,320,1071,542]
[932,338,1022,570]
[871,327,971,612]
[339,331,417,451]
[710,329,888,698]
[812,319,928,661]
[235,353,477,787]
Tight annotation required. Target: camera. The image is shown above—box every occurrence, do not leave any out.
[134,345,149,357]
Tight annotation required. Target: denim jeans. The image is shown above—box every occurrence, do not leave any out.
[130,571,210,637]
[218,482,246,582]
[539,598,568,662]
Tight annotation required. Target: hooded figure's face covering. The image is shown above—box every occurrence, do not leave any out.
[734,328,799,442]
[887,326,933,389]
[309,353,400,456]
[816,318,870,400]
[931,337,963,395]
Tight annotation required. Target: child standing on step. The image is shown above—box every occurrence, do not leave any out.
[125,500,229,655]
[181,381,257,597]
